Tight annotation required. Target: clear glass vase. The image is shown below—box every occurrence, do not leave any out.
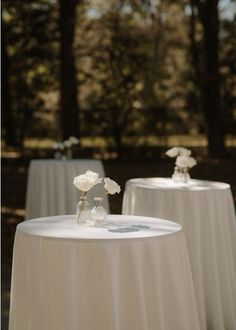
[172,166,182,182]
[172,166,190,183]
[76,195,90,224]
[90,197,107,226]
[66,148,73,159]
[182,168,190,183]
[54,151,62,160]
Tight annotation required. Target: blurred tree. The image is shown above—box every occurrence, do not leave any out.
[141,1,195,139]
[220,15,236,136]
[59,0,82,140]
[77,0,195,155]
[2,0,59,147]
[2,19,17,146]
[190,0,227,157]
[99,9,145,155]
[1,0,235,156]
[76,1,147,156]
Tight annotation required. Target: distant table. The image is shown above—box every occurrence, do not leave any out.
[25,159,109,220]
[9,215,200,330]
[122,177,236,330]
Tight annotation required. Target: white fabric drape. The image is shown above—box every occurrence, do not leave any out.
[122,178,236,330]
[25,159,109,220]
[9,215,200,330]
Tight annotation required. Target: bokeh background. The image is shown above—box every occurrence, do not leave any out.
[1,0,236,329]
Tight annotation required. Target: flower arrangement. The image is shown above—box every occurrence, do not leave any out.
[53,136,79,159]
[166,147,197,183]
[104,177,121,195]
[73,170,121,224]
[73,170,103,195]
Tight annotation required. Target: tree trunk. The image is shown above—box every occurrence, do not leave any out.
[193,0,227,158]
[189,1,202,82]
[111,107,123,158]
[59,0,80,140]
[2,25,18,146]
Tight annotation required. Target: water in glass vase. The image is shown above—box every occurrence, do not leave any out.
[172,166,190,183]
[66,148,73,159]
[90,197,107,226]
[76,195,90,224]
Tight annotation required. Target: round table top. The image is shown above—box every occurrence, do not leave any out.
[30,159,102,164]
[17,215,182,241]
[127,177,230,191]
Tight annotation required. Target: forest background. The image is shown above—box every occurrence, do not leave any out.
[2,0,236,158]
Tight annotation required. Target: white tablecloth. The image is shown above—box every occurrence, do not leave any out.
[9,215,200,330]
[122,177,236,330]
[25,159,109,220]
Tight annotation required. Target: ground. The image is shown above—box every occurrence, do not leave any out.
[2,154,236,330]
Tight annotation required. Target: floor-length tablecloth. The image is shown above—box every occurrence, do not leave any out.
[9,215,200,330]
[122,178,236,330]
[25,159,109,220]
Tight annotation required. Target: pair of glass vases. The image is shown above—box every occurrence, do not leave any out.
[172,166,190,183]
[76,196,107,226]
[54,148,73,160]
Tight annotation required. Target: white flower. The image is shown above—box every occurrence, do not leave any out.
[166,147,191,158]
[176,156,197,169]
[53,143,60,150]
[68,136,79,145]
[178,147,191,157]
[188,157,197,168]
[85,170,102,184]
[166,147,179,158]
[63,140,73,148]
[53,142,65,150]
[104,177,121,195]
[73,175,95,192]
[57,142,65,150]
[73,170,102,192]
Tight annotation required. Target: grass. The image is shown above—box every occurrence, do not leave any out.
[22,134,236,149]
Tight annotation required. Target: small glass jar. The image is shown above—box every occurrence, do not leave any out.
[182,167,190,183]
[66,148,73,159]
[76,195,90,224]
[172,166,190,183]
[172,166,182,182]
[90,197,107,226]
[54,151,62,160]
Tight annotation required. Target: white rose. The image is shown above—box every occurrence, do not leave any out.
[57,142,65,150]
[104,177,121,195]
[165,147,179,158]
[64,140,72,148]
[73,170,102,192]
[69,136,79,145]
[85,170,102,185]
[187,157,197,168]
[178,147,191,157]
[53,143,60,150]
[73,174,94,192]
[176,156,197,169]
